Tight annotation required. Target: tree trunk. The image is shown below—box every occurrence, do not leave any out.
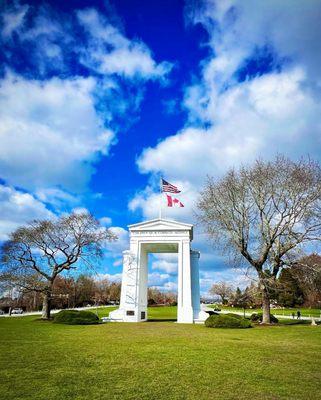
[261,286,271,324]
[33,292,38,310]
[42,291,52,319]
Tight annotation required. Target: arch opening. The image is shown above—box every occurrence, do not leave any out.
[147,251,178,322]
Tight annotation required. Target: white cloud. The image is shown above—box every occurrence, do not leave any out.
[1,3,172,82]
[105,227,129,258]
[189,0,321,84]
[148,272,171,287]
[77,8,172,80]
[133,69,321,280]
[69,223,128,277]
[0,72,115,192]
[129,180,198,222]
[137,68,321,185]
[99,217,112,227]
[96,273,122,282]
[1,2,29,38]
[131,0,321,285]
[71,207,90,215]
[0,3,172,207]
[1,2,72,75]
[200,269,254,296]
[1,2,172,81]
[0,1,172,80]
[149,278,178,293]
[113,259,123,267]
[151,257,177,275]
[163,281,178,292]
[0,184,53,241]
[134,0,321,212]
[35,188,80,209]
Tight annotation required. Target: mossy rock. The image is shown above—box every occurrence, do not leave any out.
[205,314,252,329]
[53,310,99,325]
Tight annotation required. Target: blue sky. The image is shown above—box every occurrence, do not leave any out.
[1,0,321,294]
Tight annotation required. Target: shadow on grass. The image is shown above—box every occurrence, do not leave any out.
[278,319,313,326]
[33,318,54,323]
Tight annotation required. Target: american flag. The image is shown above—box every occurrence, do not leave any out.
[161,178,181,193]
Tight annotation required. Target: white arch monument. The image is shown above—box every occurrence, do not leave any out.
[109,218,202,323]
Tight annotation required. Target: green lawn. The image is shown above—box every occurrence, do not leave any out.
[96,305,178,321]
[1,307,321,400]
[210,305,321,318]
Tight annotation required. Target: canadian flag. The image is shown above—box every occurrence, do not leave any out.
[166,194,184,208]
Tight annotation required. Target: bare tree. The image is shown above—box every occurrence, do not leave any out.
[198,156,321,323]
[291,253,321,306]
[0,212,116,319]
[209,281,233,304]
[147,288,177,306]
[108,282,121,303]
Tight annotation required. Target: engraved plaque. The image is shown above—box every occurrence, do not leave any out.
[132,230,189,236]
[141,311,146,319]
[126,310,135,316]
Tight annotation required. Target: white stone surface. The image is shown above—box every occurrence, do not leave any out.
[109,218,201,324]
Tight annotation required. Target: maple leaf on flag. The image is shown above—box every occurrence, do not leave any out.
[166,194,184,207]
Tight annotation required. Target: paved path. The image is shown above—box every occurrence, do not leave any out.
[2,306,320,321]
[218,309,320,321]
[0,305,115,318]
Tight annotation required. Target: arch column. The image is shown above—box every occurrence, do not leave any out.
[121,243,148,322]
[191,250,201,320]
[177,239,194,323]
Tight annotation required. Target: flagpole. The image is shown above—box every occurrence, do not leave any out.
[159,176,162,220]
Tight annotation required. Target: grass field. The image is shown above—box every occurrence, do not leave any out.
[210,305,321,318]
[1,307,321,400]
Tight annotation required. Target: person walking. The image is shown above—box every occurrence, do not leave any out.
[297,310,301,319]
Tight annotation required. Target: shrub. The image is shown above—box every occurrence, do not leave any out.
[250,313,260,322]
[250,313,279,323]
[225,313,243,320]
[53,310,99,325]
[205,314,252,329]
[205,310,219,317]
